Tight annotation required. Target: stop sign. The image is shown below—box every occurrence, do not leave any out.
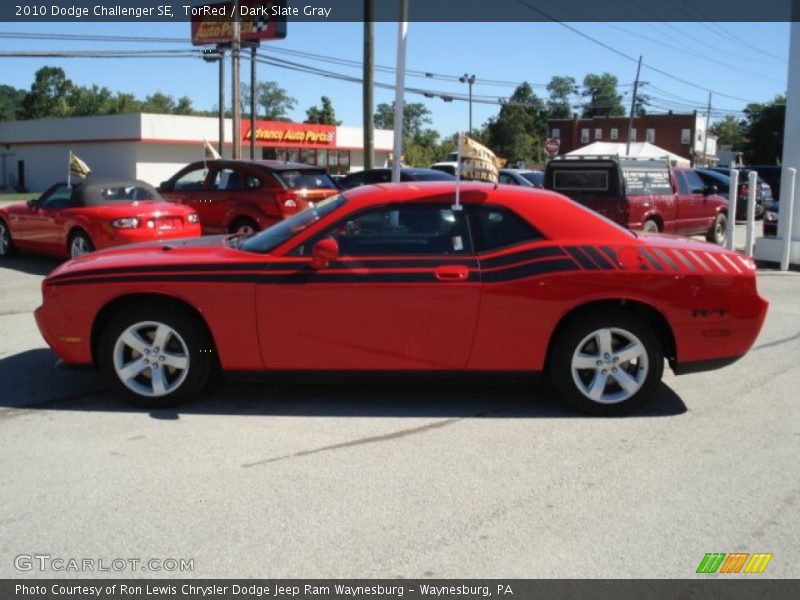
[545,138,561,156]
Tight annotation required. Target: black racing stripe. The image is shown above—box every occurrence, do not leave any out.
[565,246,598,270]
[329,257,478,269]
[651,247,679,271]
[581,246,615,270]
[47,271,483,287]
[481,258,579,283]
[639,248,664,271]
[668,248,696,272]
[600,246,619,267]
[478,246,565,269]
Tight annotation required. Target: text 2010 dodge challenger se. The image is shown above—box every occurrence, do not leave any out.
[35,182,768,415]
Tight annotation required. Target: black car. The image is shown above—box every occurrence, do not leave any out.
[337,168,455,190]
[498,169,544,188]
[695,168,765,219]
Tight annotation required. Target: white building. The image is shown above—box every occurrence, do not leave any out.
[0,113,395,192]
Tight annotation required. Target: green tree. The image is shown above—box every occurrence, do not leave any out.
[373,102,432,139]
[305,96,341,125]
[743,96,785,164]
[253,81,296,120]
[140,92,177,113]
[67,84,113,117]
[174,96,195,115]
[0,84,26,121]
[484,82,546,165]
[581,72,625,118]
[107,92,142,115]
[546,75,577,119]
[709,115,747,150]
[21,66,73,119]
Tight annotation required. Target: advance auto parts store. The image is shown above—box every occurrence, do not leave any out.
[0,113,394,193]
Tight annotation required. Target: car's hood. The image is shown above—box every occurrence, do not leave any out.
[46,235,256,280]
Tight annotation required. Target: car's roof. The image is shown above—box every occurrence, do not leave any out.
[189,159,326,172]
[501,168,541,174]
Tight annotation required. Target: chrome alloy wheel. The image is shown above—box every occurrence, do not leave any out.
[0,222,9,256]
[570,327,649,405]
[112,321,190,398]
[70,235,92,258]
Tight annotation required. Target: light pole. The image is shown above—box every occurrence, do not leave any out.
[459,74,475,133]
[202,46,225,156]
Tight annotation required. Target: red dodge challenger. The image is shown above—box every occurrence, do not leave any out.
[0,179,201,260]
[34,182,768,415]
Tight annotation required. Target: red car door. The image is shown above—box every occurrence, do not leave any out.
[161,165,215,231]
[674,169,708,235]
[17,184,74,253]
[256,203,481,370]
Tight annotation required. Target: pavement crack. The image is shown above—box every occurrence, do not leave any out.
[752,331,800,351]
[242,417,462,467]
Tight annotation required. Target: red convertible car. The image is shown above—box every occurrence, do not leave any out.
[34,182,768,415]
[0,179,201,260]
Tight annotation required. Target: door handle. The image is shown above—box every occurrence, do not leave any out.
[435,265,469,281]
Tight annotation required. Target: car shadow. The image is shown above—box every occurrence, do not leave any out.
[0,254,62,276]
[0,348,688,419]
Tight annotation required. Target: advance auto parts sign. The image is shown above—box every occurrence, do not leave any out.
[191,0,288,46]
[244,121,336,147]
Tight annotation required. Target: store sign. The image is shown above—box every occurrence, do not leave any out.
[191,0,288,46]
[244,121,336,147]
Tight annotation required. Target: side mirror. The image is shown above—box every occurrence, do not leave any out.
[703,185,717,196]
[310,237,339,270]
[26,198,37,209]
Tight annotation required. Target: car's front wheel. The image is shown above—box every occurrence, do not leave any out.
[0,219,18,258]
[642,219,660,234]
[229,217,258,237]
[549,310,664,415]
[99,304,214,407]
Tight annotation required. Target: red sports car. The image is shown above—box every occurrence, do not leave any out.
[0,179,201,260]
[34,182,768,415]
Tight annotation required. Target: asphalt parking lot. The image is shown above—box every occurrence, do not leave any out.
[1,230,798,579]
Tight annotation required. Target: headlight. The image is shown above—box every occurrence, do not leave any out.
[111,217,140,229]
[284,199,297,209]
[187,213,199,224]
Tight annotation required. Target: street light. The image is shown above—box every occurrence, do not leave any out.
[459,73,476,133]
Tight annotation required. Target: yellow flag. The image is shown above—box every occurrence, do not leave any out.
[69,151,91,178]
[203,138,221,160]
[458,135,504,183]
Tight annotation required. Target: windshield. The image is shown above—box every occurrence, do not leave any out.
[240,194,346,254]
[275,169,337,190]
[521,171,543,186]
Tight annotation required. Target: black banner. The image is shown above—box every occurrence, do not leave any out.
[3,580,800,600]
[0,0,797,23]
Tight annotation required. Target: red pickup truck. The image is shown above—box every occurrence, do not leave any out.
[544,156,729,244]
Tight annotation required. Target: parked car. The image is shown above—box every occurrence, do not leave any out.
[158,159,339,235]
[35,182,767,416]
[543,156,729,244]
[429,161,458,176]
[697,168,766,219]
[0,179,201,260]
[499,169,544,188]
[337,167,455,190]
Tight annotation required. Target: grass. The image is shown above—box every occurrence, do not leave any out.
[0,193,38,203]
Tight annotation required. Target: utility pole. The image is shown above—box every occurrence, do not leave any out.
[231,1,242,160]
[702,92,712,167]
[203,46,226,156]
[363,0,374,170]
[250,43,258,159]
[460,74,475,133]
[626,55,643,156]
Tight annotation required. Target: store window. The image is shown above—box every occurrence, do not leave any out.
[580,128,590,143]
[595,128,603,140]
[551,128,560,139]
[646,128,656,143]
[610,128,619,140]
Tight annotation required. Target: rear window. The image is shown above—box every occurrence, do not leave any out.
[276,169,337,190]
[553,169,609,192]
[622,168,672,195]
[97,185,158,202]
[407,170,456,182]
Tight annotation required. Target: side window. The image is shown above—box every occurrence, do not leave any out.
[173,168,208,191]
[684,170,705,194]
[302,205,472,256]
[244,173,263,190]
[498,173,516,185]
[365,170,391,184]
[211,168,244,191]
[469,205,544,254]
[40,185,74,210]
[675,171,690,195]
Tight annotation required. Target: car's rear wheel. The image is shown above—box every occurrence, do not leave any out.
[229,217,258,237]
[99,304,213,408]
[706,212,727,245]
[549,310,664,415]
[642,219,660,234]
[0,219,18,258]
[68,230,94,258]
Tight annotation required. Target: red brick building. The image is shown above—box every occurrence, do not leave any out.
[547,112,716,165]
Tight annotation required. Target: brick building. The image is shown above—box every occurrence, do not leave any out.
[547,112,717,165]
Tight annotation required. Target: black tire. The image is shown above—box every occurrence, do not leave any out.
[706,212,727,245]
[548,309,664,416]
[642,219,660,234]
[98,303,214,408]
[229,217,259,236]
[68,230,94,258]
[0,218,18,258]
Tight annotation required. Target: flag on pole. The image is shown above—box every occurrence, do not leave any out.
[203,138,221,161]
[458,135,504,184]
[68,151,91,186]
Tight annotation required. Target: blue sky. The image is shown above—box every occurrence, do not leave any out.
[0,21,790,137]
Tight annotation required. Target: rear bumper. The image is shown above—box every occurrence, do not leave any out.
[95,224,202,250]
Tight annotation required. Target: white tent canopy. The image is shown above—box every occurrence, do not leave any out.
[566,141,690,167]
